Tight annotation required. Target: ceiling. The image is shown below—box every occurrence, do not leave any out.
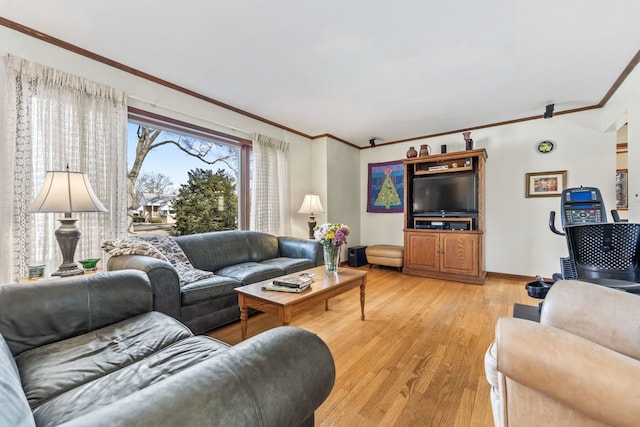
[2,0,640,147]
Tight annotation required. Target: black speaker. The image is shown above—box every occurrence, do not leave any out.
[348,246,368,267]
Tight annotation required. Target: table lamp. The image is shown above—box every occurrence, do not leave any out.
[27,165,107,276]
[298,194,324,239]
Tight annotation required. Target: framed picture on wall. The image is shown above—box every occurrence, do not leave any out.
[525,170,567,198]
[367,160,404,213]
[616,169,628,210]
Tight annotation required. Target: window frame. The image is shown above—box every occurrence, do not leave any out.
[128,107,252,229]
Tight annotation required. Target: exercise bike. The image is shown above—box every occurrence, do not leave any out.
[549,186,620,281]
[527,186,640,298]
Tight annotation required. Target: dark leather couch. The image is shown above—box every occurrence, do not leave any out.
[107,230,322,334]
[0,270,335,427]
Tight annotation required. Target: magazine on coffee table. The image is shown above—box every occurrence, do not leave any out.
[272,273,314,289]
[262,281,312,293]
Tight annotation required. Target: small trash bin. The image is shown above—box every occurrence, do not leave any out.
[525,275,554,299]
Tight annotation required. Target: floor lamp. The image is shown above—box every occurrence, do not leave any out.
[27,165,107,277]
[298,194,325,239]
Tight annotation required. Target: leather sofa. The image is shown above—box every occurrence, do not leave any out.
[0,270,335,427]
[485,280,640,427]
[107,230,322,334]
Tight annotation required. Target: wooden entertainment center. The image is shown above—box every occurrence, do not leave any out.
[403,148,487,284]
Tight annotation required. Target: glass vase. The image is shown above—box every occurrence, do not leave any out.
[323,243,341,272]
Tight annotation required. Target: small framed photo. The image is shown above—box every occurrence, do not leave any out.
[616,169,628,210]
[525,170,567,198]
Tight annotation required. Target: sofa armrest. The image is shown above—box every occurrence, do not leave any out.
[278,236,323,266]
[58,326,335,427]
[496,317,640,427]
[541,279,640,359]
[107,255,182,320]
[0,270,152,356]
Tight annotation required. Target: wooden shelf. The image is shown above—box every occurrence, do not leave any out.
[414,164,473,175]
[403,149,487,284]
[414,217,474,230]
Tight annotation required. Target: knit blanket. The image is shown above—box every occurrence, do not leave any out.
[102,234,214,285]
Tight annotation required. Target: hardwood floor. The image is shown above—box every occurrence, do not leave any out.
[208,267,535,426]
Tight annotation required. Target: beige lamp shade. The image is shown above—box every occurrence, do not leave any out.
[297,194,324,214]
[27,168,107,214]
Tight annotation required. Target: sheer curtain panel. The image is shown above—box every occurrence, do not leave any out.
[250,134,291,235]
[1,55,128,282]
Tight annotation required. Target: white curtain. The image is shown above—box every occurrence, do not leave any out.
[0,55,128,282]
[250,133,291,235]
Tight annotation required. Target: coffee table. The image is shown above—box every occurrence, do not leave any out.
[235,266,368,340]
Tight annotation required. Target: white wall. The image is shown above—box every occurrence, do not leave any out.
[307,136,360,260]
[602,60,640,222]
[2,23,638,279]
[484,111,615,277]
[357,63,640,279]
[359,145,407,248]
[360,109,617,279]
[326,137,361,259]
[310,137,329,228]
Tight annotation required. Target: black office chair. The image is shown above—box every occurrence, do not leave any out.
[564,223,640,293]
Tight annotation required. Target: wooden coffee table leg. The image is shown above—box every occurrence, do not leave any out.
[280,306,293,326]
[239,296,248,340]
[360,280,366,320]
[325,300,329,311]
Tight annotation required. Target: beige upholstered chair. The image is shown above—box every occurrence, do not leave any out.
[485,280,640,427]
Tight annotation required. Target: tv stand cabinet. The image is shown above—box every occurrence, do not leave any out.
[403,149,487,284]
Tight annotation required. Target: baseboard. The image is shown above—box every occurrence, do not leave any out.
[486,271,553,283]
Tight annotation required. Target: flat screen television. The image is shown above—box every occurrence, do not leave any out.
[412,172,478,216]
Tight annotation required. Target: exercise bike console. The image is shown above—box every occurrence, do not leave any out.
[562,187,606,225]
[549,187,616,236]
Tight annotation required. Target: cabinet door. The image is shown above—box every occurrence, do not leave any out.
[439,233,479,276]
[405,232,439,271]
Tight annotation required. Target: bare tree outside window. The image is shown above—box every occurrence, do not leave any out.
[133,172,174,203]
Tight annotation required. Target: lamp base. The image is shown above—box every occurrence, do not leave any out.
[51,218,83,277]
[307,216,317,239]
[52,267,84,277]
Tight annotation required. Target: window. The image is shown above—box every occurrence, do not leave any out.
[127,108,251,235]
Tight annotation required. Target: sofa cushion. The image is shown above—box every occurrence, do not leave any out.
[180,275,241,306]
[175,231,282,272]
[244,231,280,261]
[176,231,252,272]
[15,312,192,409]
[31,335,229,426]
[216,262,285,285]
[0,334,35,427]
[260,257,315,274]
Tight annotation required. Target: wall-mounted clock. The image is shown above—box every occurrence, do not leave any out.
[536,140,556,154]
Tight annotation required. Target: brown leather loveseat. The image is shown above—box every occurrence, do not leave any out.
[485,280,640,426]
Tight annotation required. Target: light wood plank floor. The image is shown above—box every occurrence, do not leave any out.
[209,267,535,426]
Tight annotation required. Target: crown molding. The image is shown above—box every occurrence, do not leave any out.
[0,17,313,141]
[2,17,638,149]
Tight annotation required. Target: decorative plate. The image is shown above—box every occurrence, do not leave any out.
[536,140,556,154]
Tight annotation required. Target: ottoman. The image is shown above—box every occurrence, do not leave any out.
[366,245,404,271]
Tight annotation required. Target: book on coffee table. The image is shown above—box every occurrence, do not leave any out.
[272,273,313,289]
[262,281,311,293]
